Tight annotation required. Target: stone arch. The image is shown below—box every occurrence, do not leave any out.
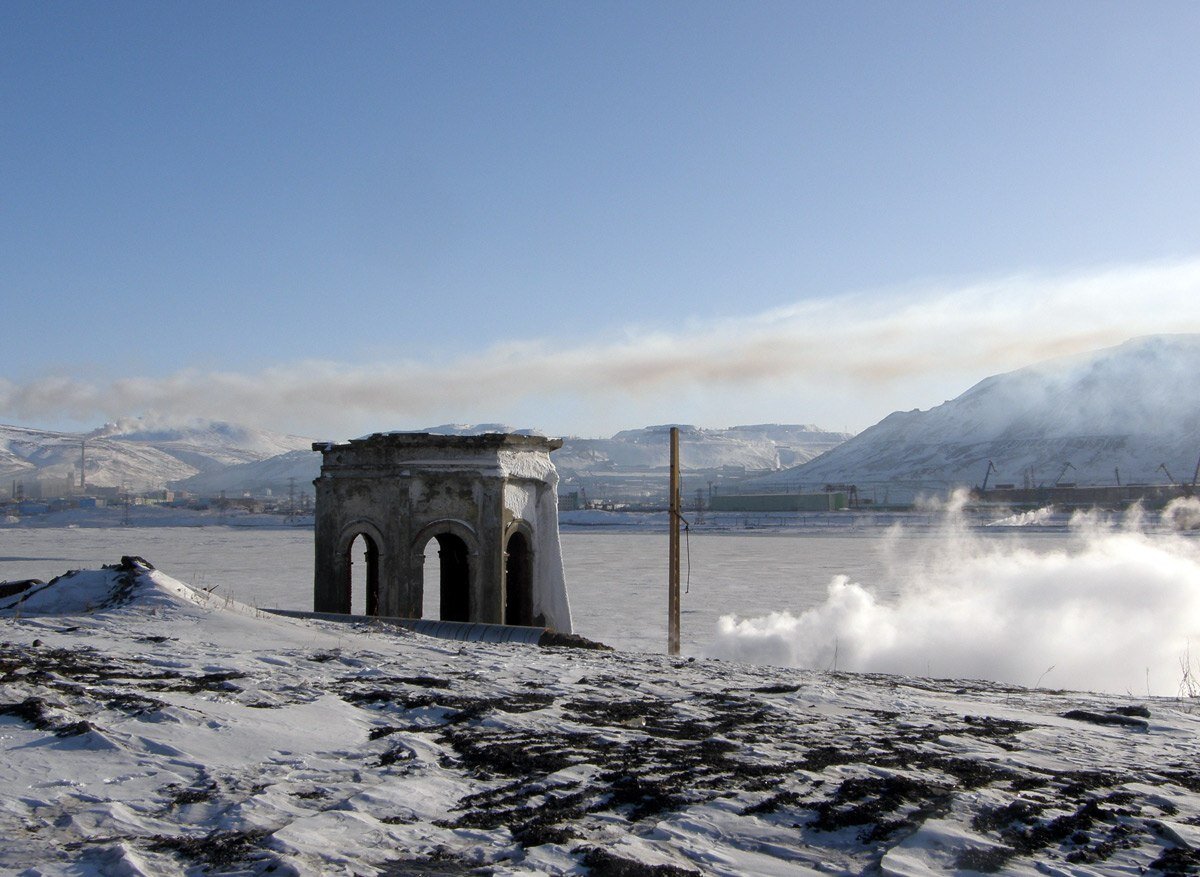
[412,519,479,623]
[504,521,535,627]
[334,519,387,616]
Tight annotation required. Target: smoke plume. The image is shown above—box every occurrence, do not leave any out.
[4,257,1200,436]
[706,494,1200,696]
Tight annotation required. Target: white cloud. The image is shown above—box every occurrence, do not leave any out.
[4,258,1200,437]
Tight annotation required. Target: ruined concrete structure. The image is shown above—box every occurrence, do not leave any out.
[312,432,572,632]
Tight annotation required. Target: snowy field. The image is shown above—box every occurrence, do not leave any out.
[4,560,1200,875]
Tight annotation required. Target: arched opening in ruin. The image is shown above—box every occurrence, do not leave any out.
[421,539,440,620]
[425,532,469,622]
[345,532,380,616]
[504,530,533,626]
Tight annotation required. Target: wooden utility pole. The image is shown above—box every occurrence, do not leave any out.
[668,426,681,656]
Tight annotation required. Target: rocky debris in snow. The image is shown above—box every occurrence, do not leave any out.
[4,564,1200,874]
[0,578,41,598]
[538,628,612,650]
[1061,708,1151,730]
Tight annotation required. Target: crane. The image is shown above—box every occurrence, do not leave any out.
[980,460,997,491]
[1054,462,1076,486]
[1159,461,1197,497]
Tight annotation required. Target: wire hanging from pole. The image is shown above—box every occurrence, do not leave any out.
[684,518,691,594]
[674,509,692,594]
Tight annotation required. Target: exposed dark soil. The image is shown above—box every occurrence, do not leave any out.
[3,570,1198,876]
[579,847,701,876]
[147,828,275,870]
[312,659,1200,874]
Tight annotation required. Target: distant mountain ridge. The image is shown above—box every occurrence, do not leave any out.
[173,423,852,499]
[6,335,1194,503]
[754,334,1200,497]
[0,418,315,495]
[556,423,846,472]
[0,420,851,500]
[90,417,311,463]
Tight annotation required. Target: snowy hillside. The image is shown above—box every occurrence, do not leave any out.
[755,335,1200,495]
[556,423,848,473]
[91,416,313,468]
[0,418,313,494]
[170,448,317,498]
[0,424,197,492]
[4,558,1200,874]
[721,423,849,466]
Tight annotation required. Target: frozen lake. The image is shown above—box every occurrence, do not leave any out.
[0,522,1071,655]
[6,514,1200,694]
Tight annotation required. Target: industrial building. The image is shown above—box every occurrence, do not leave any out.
[708,491,849,512]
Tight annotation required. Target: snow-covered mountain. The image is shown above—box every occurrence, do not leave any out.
[170,448,317,497]
[174,423,851,499]
[19,329,1200,504]
[91,416,312,468]
[0,417,314,494]
[555,423,848,473]
[756,334,1200,495]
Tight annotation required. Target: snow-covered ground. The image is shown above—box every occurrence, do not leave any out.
[4,560,1200,875]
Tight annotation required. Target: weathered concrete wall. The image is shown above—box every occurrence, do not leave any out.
[312,433,572,632]
[499,449,571,630]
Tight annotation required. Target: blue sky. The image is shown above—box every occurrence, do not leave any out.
[3,2,1200,439]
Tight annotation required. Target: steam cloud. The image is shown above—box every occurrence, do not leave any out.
[706,495,1200,696]
[4,257,1200,435]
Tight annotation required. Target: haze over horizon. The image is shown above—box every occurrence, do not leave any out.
[4,4,1199,440]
